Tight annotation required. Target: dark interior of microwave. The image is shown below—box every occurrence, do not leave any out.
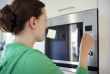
[45,22,83,62]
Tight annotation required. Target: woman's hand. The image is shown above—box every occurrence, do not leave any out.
[80,32,95,54]
[79,32,95,68]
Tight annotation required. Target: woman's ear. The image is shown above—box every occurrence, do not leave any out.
[29,16,37,29]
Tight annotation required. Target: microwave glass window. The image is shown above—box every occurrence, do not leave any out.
[46,25,69,61]
[45,23,83,62]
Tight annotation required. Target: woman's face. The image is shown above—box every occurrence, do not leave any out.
[34,8,47,42]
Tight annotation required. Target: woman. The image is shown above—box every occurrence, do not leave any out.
[0,0,95,74]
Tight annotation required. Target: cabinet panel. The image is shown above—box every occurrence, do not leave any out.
[44,0,97,18]
[45,0,74,18]
[73,0,97,12]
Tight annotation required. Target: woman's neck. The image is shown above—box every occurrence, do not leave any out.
[14,33,36,48]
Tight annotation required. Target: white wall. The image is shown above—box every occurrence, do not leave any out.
[0,31,3,42]
[3,33,15,45]
[33,41,45,53]
[0,0,13,9]
[98,0,110,74]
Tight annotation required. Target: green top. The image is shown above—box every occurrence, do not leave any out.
[0,43,88,74]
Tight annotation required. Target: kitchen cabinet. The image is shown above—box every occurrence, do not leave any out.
[44,0,98,18]
[45,0,75,18]
[73,0,97,12]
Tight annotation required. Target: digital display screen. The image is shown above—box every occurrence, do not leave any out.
[85,25,92,31]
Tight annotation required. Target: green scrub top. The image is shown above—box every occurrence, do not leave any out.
[0,43,88,74]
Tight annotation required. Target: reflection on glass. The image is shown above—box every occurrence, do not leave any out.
[70,24,79,62]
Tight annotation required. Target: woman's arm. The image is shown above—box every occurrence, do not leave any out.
[76,33,95,74]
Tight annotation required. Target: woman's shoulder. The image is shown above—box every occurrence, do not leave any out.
[21,49,63,74]
[24,48,53,65]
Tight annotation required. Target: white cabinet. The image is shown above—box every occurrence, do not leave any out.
[73,0,98,12]
[44,0,98,18]
[45,0,75,18]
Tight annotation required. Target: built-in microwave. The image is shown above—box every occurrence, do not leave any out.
[45,9,99,74]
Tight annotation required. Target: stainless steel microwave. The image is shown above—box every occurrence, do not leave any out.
[45,9,99,74]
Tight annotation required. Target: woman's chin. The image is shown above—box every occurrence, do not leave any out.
[37,38,45,42]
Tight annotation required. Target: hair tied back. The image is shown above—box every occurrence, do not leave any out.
[0,5,16,32]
